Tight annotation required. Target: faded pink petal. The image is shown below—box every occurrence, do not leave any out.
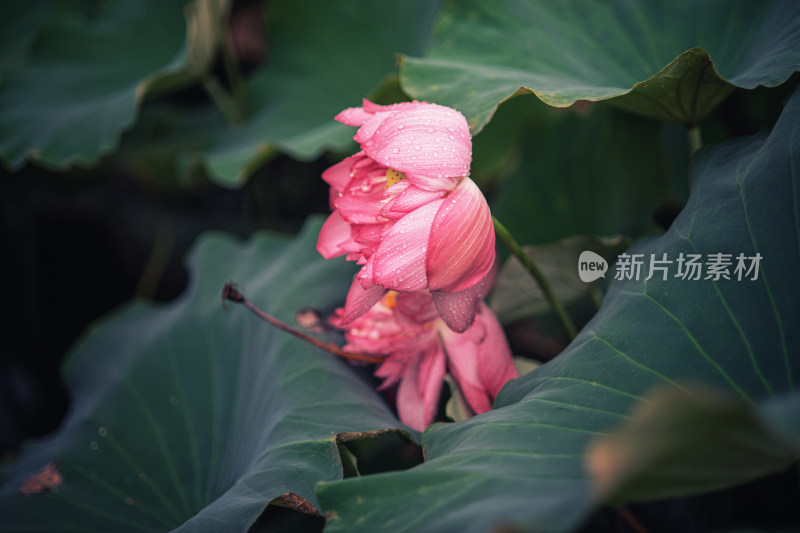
[372,199,443,292]
[440,302,518,414]
[359,104,471,187]
[343,295,434,360]
[395,345,446,432]
[432,278,486,333]
[374,353,409,390]
[341,303,403,358]
[338,278,387,326]
[317,210,352,259]
[333,291,514,431]
[427,178,495,293]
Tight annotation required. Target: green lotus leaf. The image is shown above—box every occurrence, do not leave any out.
[401,0,800,132]
[0,218,411,532]
[0,0,193,170]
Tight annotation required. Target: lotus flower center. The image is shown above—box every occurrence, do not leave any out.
[385,168,406,189]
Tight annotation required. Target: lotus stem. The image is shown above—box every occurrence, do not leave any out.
[687,124,702,156]
[492,216,578,341]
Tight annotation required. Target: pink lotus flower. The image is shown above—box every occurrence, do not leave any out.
[333,291,518,432]
[317,100,495,333]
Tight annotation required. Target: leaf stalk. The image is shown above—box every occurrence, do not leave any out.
[492,216,578,341]
[221,282,385,365]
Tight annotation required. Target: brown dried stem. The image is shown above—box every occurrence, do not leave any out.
[221,282,384,365]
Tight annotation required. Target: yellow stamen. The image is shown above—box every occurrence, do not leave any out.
[383,290,398,309]
[385,168,406,189]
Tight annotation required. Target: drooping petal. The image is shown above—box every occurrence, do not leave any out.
[380,182,446,221]
[431,278,485,333]
[359,103,471,187]
[339,277,388,326]
[395,344,446,432]
[362,99,422,115]
[340,290,439,360]
[341,307,402,358]
[404,172,460,192]
[440,321,489,414]
[427,177,495,293]
[351,153,384,174]
[440,302,518,414]
[394,291,441,325]
[316,210,351,259]
[353,110,398,146]
[350,223,385,258]
[322,153,360,191]
[335,107,372,127]
[372,199,443,291]
[473,307,519,400]
[356,254,375,288]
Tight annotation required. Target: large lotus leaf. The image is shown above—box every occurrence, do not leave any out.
[0,1,50,74]
[0,218,411,532]
[586,387,800,505]
[0,0,195,171]
[401,0,800,132]
[202,0,440,188]
[316,87,800,533]
[489,99,668,246]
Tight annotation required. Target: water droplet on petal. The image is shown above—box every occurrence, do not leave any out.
[392,148,399,154]
[414,145,421,151]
